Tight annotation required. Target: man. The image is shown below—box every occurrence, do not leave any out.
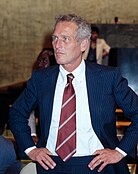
[86,25,110,65]
[9,14,138,174]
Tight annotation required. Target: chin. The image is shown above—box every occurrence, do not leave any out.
[56,57,65,64]
[56,60,65,65]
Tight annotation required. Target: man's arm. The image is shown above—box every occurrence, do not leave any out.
[28,111,38,144]
[102,39,110,59]
[9,72,38,153]
[89,68,138,172]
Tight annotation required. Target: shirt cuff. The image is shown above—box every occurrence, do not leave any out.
[31,133,37,137]
[115,147,127,157]
[25,146,37,155]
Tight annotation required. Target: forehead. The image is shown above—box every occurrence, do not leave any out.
[53,21,78,36]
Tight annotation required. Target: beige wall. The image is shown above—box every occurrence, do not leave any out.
[0,0,138,86]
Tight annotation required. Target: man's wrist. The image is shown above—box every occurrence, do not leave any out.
[25,146,37,155]
[115,147,127,157]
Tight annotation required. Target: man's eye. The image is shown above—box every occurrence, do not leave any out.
[52,36,57,41]
[63,36,69,41]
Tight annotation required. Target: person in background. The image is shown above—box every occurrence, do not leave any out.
[0,112,21,174]
[86,25,110,65]
[32,48,56,71]
[9,14,138,174]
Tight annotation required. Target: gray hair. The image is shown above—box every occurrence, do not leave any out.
[54,14,91,43]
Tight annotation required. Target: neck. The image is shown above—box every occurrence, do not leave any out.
[62,59,82,72]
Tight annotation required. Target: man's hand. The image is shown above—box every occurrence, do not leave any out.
[28,148,56,170]
[102,50,108,58]
[88,149,124,172]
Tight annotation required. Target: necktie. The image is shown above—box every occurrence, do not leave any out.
[56,73,76,162]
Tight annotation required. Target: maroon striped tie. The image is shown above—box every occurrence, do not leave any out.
[56,73,76,162]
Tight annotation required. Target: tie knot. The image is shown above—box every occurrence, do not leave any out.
[67,73,74,84]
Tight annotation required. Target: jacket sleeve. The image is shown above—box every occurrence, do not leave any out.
[9,72,38,154]
[114,69,138,158]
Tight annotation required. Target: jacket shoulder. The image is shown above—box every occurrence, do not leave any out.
[85,61,119,74]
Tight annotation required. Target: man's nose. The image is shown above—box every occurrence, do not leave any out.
[54,39,62,49]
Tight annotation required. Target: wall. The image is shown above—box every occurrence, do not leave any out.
[0,0,138,86]
[97,24,138,48]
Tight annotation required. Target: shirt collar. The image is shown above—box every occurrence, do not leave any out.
[59,60,85,84]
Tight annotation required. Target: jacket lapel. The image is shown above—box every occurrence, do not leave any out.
[41,66,59,140]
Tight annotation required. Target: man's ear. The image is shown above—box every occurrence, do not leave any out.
[81,38,89,52]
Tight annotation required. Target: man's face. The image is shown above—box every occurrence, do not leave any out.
[91,31,99,41]
[38,50,51,68]
[52,21,83,71]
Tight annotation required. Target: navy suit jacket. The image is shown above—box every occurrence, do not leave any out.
[9,61,138,173]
